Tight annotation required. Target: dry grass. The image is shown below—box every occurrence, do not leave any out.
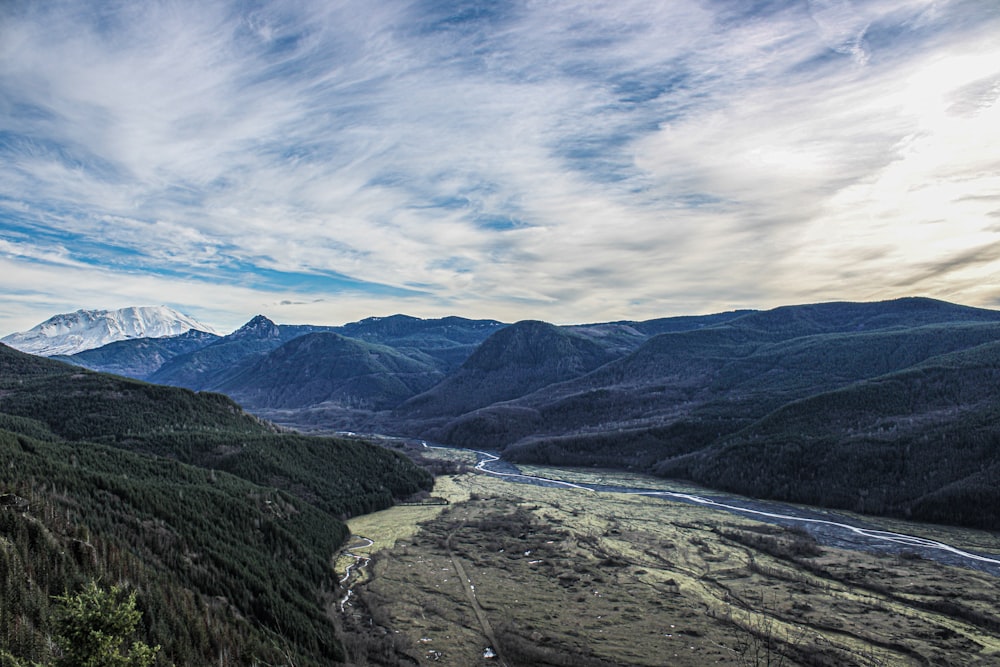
[346,475,471,552]
[337,460,1000,666]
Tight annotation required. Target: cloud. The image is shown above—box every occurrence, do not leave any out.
[1,0,1000,332]
[809,0,872,64]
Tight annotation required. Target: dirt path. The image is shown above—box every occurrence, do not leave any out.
[446,525,506,666]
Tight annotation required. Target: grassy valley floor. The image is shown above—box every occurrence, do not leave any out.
[336,450,1000,666]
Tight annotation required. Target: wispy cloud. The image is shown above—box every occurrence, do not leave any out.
[1,0,999,332]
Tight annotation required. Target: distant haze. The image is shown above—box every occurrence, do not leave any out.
[1,0,999,333]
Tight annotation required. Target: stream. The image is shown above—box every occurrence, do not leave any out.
[337,536,373,612]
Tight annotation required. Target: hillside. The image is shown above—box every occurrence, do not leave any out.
[0,347,266,442]
[45,310,743,432]
[109,314,504,411]
[0,343,432,665]
[53,329,221,379]
[397,320,622,423]
[622,309,754,336]
[334,314,506,371]
[218,332,444,411]
[667,340,1000,529]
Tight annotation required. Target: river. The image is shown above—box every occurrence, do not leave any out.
[417,441,1000,577]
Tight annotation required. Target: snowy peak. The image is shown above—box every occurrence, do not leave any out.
[1,306,217,356]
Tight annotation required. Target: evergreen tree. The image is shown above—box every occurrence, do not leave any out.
[51,581,159,667]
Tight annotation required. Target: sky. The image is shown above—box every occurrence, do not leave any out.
[2,0,999,334]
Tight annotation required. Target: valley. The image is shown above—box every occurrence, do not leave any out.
[470,448,1000,575]
[6,298,1000,664]
[338,445,1000,666]
[24,297,1000,532]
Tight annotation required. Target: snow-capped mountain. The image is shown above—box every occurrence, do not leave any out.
[1,306,217,356]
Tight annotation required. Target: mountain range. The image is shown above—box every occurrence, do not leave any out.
[8,296,1000,529]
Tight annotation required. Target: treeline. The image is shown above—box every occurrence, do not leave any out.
[0,344,434,664]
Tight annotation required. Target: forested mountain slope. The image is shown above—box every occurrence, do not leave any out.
[397,320,623,422]
[218,332,444,410]
[52,329,220,378]
[0,343,432,665]
[71,314,504,388]
[668,340,1000,529]
[333,314,506,371]
[63,314,507,429]
[18,297,1000,534]
[50,309,751,433]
